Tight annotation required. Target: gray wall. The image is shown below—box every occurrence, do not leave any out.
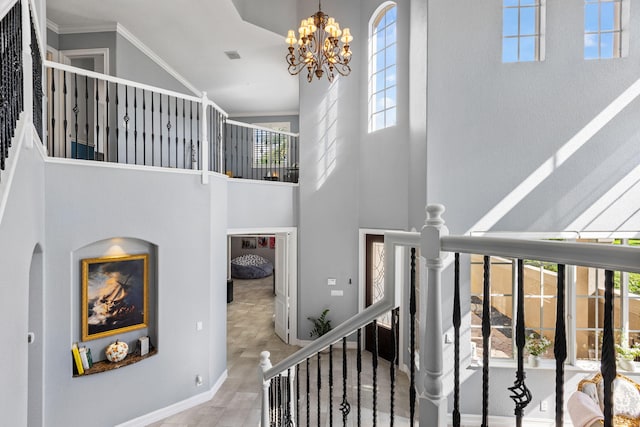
[58,32,117,75]
[296,0,413,338]
[0,136,45,426]
[227,179,298,229]
[426,0,640,418]
[43,163,228,426]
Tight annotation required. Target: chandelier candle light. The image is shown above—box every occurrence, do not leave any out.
[285,1,353,82]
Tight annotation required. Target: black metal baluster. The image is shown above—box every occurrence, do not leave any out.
[142,90,146,165]
[509,259,531,427]
[554,264,567,426]
[329,344,333,427]
[166,95,171,167]
[115,83,119,162]
[189,101,193,168]
[73,73,78,159]
[270,377,275,425]
[196,103,200,169]
[453,252,461,427]
[306,357,310,427]
[390,308,398,427]
[296,363,300,427]
[124,85,129,163]
[372,319,378,427]
[286,368,292,426]
[134,87,137,164]
[410,247,416,426]
[50,68,55,154]
[317,352,321,427]
[159,93,163,166]
[357,328,361,427]
[602,270,616,427]
[278,374,283,426]
[63,71,67,158]
[174,97,178,168]
[481,255,491,427]
[340,336,350,426]
[182,99,185,168]
[95,77,99,160]
[84,75,88,159]
[105,81,109,162]
[151,93,155,166]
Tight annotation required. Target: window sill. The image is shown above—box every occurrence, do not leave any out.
[468,358,640,375]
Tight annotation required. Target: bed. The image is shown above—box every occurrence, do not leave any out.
[230,254,274,279]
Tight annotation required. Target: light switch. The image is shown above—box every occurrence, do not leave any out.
[328,278,337,286]
[196,321,203,331]
[331,290,343,296]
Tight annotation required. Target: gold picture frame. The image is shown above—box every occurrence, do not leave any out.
[81,254,149,341]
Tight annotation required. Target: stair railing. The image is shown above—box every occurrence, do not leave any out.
[260,230,421,426]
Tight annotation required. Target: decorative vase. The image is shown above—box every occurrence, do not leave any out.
[528,354,540,367]
[105,340,129,363]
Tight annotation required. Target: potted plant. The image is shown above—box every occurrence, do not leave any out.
[615,343,640,372]
[308,308,332,339]
[525,333,552,367]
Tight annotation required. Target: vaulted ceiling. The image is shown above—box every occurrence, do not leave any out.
[46,0,300,117]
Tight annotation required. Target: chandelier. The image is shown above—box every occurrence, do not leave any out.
[285,1,353,83]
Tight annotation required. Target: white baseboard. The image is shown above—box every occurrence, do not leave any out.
[115,370,228,427]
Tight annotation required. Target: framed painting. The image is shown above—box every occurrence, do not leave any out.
[241,237,257,249]
[81,254,149,341]
[258,236,268,248]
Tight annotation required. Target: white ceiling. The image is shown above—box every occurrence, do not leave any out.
[46,0,300,117]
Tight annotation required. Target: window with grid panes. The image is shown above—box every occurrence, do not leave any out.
[368,3,397,133]
[584,0,623,59]
[502,0,544,63]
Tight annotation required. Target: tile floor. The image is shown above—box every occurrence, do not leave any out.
[149,276,415,426]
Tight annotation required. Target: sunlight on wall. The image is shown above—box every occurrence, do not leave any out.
[467,76,640,235]
[315,79,340,191]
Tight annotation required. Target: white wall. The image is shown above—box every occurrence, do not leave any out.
[227,179,297,229]
[0,128,45,426]
[42,162,228,426]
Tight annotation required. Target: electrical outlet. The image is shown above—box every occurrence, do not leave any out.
[540,400,548,412]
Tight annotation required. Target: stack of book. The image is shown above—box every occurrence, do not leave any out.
[71,343,93,375]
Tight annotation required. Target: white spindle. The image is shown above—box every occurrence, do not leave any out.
[259,351,273,427]
[420,204,449,426]
[200,92,209,183]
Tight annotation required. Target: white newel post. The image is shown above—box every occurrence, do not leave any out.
[259,351,272,427]
[419,204,449,426]
[200,92,209,183]
[21,0,33,149]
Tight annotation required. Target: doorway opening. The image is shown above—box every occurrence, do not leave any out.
[28,244,44,427]
[227,228,297,345]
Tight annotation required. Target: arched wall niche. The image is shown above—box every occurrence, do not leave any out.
[71,237,158,364]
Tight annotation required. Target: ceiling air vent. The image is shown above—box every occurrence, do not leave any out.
[224,51,241,60]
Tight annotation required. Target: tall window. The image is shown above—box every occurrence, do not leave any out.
[502,0,543,63]
[584,0,623,59]
[470,239,640,364]
[368,3,397,133]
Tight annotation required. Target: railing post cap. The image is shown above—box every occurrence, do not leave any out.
[426,204,445,222]
[259,351,271,366]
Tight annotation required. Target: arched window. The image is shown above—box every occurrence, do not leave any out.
[368,3,397,133]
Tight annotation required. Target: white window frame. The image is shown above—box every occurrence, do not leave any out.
[584,0,630,59]
[367,2,397,133]
[502,0,546,63]
[469,232,640,368]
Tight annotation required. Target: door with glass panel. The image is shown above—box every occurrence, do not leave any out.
[365,234,397,362]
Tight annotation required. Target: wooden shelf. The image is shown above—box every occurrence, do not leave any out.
[73,347,157,377]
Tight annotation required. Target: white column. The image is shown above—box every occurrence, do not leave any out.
[21,0,33,148]
[200,92,209,183]
[419,204,449,426]
[259,351,272,427]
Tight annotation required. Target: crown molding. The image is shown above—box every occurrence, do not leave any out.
[53,22,118,34]
[46,19,59,33]
[115,23,202,97]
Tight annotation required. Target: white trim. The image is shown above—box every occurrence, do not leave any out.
[115,23,202,97]
[45,19,59,34]
[297,339,359,349]
[114,370,228,427]
[226,119,299,137]
[227,177,298,187]
[0,116,29,226]
[60,48,109,75]
[45,156,202,176]
[45,60,202,103]
[53,23,117,34]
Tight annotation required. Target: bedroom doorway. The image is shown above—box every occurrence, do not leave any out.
[227,228,297,345]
